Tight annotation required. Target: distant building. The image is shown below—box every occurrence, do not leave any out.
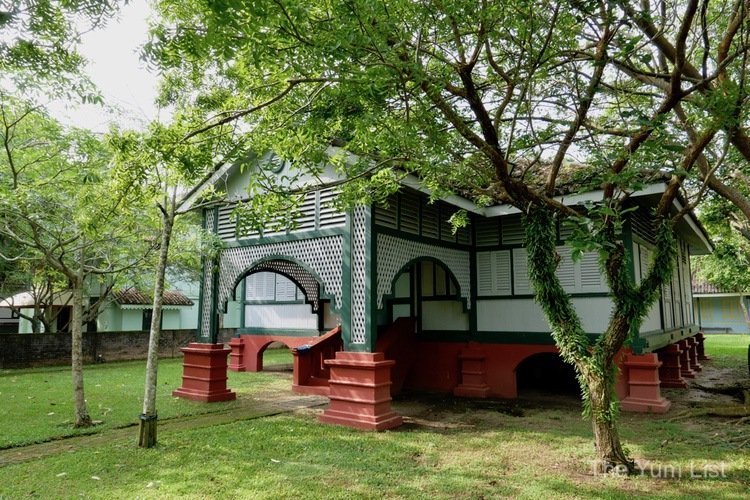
[692,279,749,334]
[0,283,198,333]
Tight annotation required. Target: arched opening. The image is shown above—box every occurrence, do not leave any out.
[516,352,579,396]
[260,341,294,372]
[223,259,341,334]
[386,258,468,334]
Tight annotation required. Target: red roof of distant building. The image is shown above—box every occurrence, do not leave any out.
[114,287,194,306]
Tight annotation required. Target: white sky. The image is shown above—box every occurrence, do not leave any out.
[47,0,163,134]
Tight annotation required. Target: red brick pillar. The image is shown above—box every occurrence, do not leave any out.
[454,344,490,398]
[695,332,710,361]
[686,337,702,372]
[319,352,402,431]
[657,344,688,389]
[228,337,246,372]
[173,343,236,402]
[678,339,696,378]
[621,353,671,413]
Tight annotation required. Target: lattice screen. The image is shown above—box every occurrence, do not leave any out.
[376,233,471,309]
[245,259,321,312]
[349,206,368,344]
[198,210,217,339]
[216,235,344,313]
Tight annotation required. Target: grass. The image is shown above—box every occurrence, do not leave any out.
[0,340,747,498]
[0,349,293,448]
[703,334,750,369]
[0,401,747,498]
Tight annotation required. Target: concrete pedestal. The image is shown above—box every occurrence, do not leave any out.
[173,343,236,402]
[319,352,402,431]
[621,353,671,413]
[657,344,688,389]
[686,337,703,372]
[228,337,246,372]
[695,332,711,361]
[678,339,696,379]
[453,345,491,398]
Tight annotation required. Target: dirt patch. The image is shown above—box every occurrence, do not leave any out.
[667,364,750,410]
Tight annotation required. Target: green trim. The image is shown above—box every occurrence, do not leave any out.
[415,261,423,333]
[237,327,321,337]
[226,227,346,247]
[475,292,612,300]
[374,226,472,250]
[239,279,246,328]
[387,297,411,305]
[314,191,321,230]
[421,296,461,302]
[341,210,353,350]
[466,242,526,252]
[209,207,220,343]
[469,217,478,333]
[632,324,698,354]
[365,205,376,352]
[243,299,306,305]
[422,330,601,344]
[196,209,208,341]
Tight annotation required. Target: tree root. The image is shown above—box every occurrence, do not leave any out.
[692,383,750,401]
[668,393,749,422]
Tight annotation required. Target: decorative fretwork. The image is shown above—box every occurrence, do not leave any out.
[216,236,344,313]
[376,233,471,309]
[350,206,368,344]
[246,259,321,312]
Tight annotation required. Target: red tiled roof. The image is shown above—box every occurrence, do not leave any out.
[114,288,194,306]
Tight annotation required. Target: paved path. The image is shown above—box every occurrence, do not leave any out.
[0,393,327,468]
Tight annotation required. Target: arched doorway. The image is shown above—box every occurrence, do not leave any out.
[516,352,579,396]
[385,258,468,334]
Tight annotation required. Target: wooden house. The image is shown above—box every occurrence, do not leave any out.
[173,152,713,429]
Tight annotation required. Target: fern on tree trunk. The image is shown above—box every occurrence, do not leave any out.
[524,207,676,472]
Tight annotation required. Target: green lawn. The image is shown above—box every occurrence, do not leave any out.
[0,354,292,449]
[703,334,750,369]
[0,340,748,498]
[0,401,747,498]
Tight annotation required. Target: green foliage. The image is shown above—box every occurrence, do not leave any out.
[694,194,750,293]
[0,0,119,99]
[141,0,750,466]
[0,98,156,317]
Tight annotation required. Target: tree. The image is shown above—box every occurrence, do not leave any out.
[109,121,222,447]
[144,0,750,470]
[0,0,119,100]
[0,98,152,426]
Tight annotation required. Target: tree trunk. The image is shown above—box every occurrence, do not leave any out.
[586,369,635,473]
[138,198,176,448]
[71,255,91,427]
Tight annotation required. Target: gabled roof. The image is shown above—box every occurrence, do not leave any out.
[184,148,712,254]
